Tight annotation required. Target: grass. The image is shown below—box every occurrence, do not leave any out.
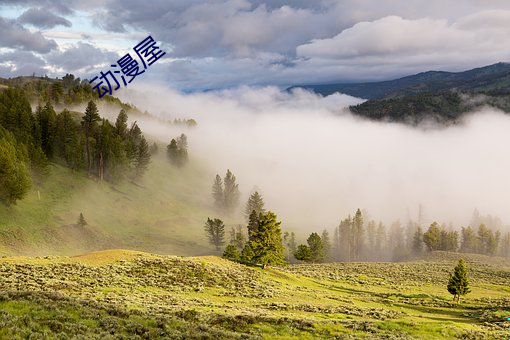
[0,153,227,256]
[0,250,508,338]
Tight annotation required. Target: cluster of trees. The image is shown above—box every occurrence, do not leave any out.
[167,134,188,167]
[300,209,510,263]
[211,170,240,214]
[168,118,197,127]
[0,85,152,205]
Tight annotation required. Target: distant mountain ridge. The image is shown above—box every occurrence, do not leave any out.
[289,62,510,100]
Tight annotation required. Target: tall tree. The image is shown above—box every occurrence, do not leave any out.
[212,174,224,210]
[229,225,246,251]
[412,226,423,254]
[134,136,151,180]
[115,109,128,137]
[244,211,286,268]
[283,231,297,262]
[321,229,331,262]
[204,218,225,251]
[460,226,478,253]
[0,131,31,205]
[223,169,240,214]
[338,216,352,261]
[244,191,265,220]
[447,259,471,303]
[352,209,364,261]
[307,232,325,263]
[81,100,100,174]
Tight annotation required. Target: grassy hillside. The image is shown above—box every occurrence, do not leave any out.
[0,152,225,256]
[0,250,508,338]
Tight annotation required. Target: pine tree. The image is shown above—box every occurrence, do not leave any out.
[352,209,364,261]
[212,174,224,210]
[223,244,240,262]
[245,211,286,268]
[460,226,478,253]
[423,222,441,251]
[134,136,151,179]
[78,213,87,226]
[244,191,265,220]
[338,216,352,261]
[294,244,312,262]
[0,131,31,205]
[412,226,423,254]
[447,259,471,303]
[229,225,246,251]
[204,218,225,251]
[115,109,128,137]
[321,230,331,262]
[240,243,255,264]
[81,100,100,174]
[307,232,325,263]
[223,169,240,214]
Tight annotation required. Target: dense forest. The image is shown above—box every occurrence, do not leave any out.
[0,76,151,205]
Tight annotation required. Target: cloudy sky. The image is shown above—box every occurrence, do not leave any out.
[2,0,510,90]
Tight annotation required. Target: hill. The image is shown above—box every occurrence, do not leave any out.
[0,249,508,338]
[289,62,510,100]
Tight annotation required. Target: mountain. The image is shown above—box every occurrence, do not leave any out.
[289,62,510,100]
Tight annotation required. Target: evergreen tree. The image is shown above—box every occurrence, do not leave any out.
[78,213,87,226]
[240,243,255,264]
[115,109,128,137]
[245,211,285,268]
[352,209,364,261]
[375,222,387,258]
[223,244,240,262]
[223,169,240,214]
[244,191,265,220]
[338,216,352,261]
[166,134,188,167]
[55,109,80,168]
[460,226,478,253]
[412,226,423,254]
[204,218,225,251]
[81,100,100,174]
[500,232,510,258]
[0,131,31,205]
[294,244,312,262]
[134,136,151,180]
[229,225,246,251]
[307,232,325,263]
[321,229,331,262]
[447,259,471,303]
[36,102,57,158]
[423,222,441,251]
[247,210,259,241]
[211,174,224,211]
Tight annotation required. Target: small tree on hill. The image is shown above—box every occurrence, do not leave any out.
[78,213,87,226]
[244,211,286,268]
[204,218,225,251]
[447,259,471,303]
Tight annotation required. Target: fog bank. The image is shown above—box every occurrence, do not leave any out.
[117,85,510,231]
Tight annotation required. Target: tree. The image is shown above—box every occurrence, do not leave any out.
[223,169,240,214]
[204,218,225,251]
[447,259,471,303]
[0,131,31,205]
[294,244,312,262]
[212,174,224,211]
[244,211,285,268]
[412,226,423,254]
[166,134,188,167]
[81,100,100,174]
[247,210,259,241]
[223,244,240,262]
[307,232,325,263]
[352,209,364,261]
[134,136,151,180]
[338,216,352,261]
[78,213,87,226]
[423,222,441,251]
[283,231,297,262]
[245,191,265,220]
[115,109,128,137]
[240,243,255,264]
[229,225,246,251]
[321,229,331,262]
[460,226,478,253]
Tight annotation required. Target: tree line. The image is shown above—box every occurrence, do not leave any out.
[0,86,152,205]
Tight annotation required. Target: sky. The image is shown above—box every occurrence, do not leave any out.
[2,0,510,90]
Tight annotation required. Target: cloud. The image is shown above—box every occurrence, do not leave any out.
[0,50,47,76]
[46,42,119,73]
[18,7,72,29]
[0,16,57,53]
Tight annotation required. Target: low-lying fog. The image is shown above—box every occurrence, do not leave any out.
[116,84,510,231]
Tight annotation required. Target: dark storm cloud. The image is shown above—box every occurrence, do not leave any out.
[18,7,72,29]
[46,42,119,72]
[0,16,57,53]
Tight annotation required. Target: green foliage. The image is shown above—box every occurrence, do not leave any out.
[423,222,441,251]
[82,100,100,173]
[244,191,265,221]
[447,259,471,303]
[244,211,286,268]
[0,130,31,205]
[223,169,240,214]
[223,244,240,262]
[307,232,325,263]
[204,218,225,251]
[229,225,246,251]
[212,174,224,211]
[294,244,311,262]
[134,136,151,180]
